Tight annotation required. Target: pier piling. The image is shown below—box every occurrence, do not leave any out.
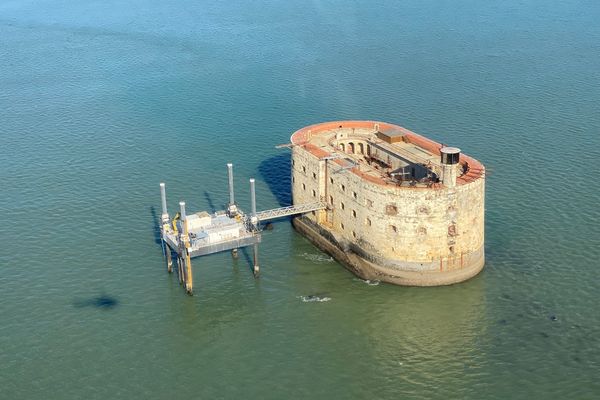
[180,201,194,295]
[159,183,170,268]
[250,179,260,277]
[253,243,260,277]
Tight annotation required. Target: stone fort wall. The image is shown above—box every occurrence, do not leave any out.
[290,125,485,284]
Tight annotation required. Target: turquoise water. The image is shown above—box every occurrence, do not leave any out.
[1,0,599,398]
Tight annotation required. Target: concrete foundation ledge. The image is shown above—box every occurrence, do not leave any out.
[292,216,485,286]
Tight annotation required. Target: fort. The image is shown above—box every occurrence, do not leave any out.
[290,120,485,286]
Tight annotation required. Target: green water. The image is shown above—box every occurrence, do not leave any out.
[1,1,599,398]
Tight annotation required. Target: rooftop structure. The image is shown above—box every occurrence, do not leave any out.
[291,121,484,189]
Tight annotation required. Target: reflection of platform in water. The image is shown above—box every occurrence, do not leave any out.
[157,163,326,296]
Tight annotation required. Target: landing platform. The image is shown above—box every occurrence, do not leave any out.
[162,211,260,258]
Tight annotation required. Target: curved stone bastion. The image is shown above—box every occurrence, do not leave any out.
[290,120,485,286]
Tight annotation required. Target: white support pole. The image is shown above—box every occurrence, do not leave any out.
[250,179,257,218]
[179,201,187,222]
[159,183,169,263]
[227,163,238,216]
[227,163,235,206]
[160,183,168,218]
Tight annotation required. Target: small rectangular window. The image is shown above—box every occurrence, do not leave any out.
[352,210,356,218]
[328,195,333,204]
[352,231,357,238]
[386,204,398,216]
[330,177,333,184]
[341,202,345,210]
[340,222,345,230]
[352,191,357,199]
[366,218,371,226]
[312,189,316,197]
[302,183,306,190]
[341,184,345,192]
[312,172,317,179]
[303,166,306,172]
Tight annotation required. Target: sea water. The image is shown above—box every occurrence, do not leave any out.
[1,1,599,398]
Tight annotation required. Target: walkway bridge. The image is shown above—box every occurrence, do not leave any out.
[254,202,326,222]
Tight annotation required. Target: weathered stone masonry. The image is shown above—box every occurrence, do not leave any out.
[290,120,485,286]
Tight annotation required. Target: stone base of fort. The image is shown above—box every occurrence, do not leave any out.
[292,216,485,286]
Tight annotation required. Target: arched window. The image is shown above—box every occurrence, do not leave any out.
[358,143,364,154]
[348,142,355,154]
[340,143,345,152]
[366,145,371,156]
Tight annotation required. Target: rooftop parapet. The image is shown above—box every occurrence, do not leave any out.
[290,120,484,188]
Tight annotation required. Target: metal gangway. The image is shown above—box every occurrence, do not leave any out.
[254,202,326,222]
[157,163,325,296]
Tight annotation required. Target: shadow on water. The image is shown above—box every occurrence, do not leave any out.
[73,295,119,310]
[150,205,162,245]
[204,190,219,213]
[240,246,256,275]
[258,152,291,207]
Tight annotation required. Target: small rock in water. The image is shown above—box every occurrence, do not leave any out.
[265,223,274,231]
[549,315,558,321]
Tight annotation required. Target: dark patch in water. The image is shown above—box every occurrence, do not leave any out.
[150,205,162,245]
[239,247,257,275]
[73,295,119,310]
[549,315,558,321]
[499,319,508,325]
[258,153,291,207]
[501,293,511,300]
[204,190,218,213]
[95,296,118,308]
[539,332,549,338]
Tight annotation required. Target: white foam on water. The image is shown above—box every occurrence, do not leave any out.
[353,278,381,286]
[299,295,331,303]
[300,252,334,263]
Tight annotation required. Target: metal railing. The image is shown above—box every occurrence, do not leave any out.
[254,202,327,222]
